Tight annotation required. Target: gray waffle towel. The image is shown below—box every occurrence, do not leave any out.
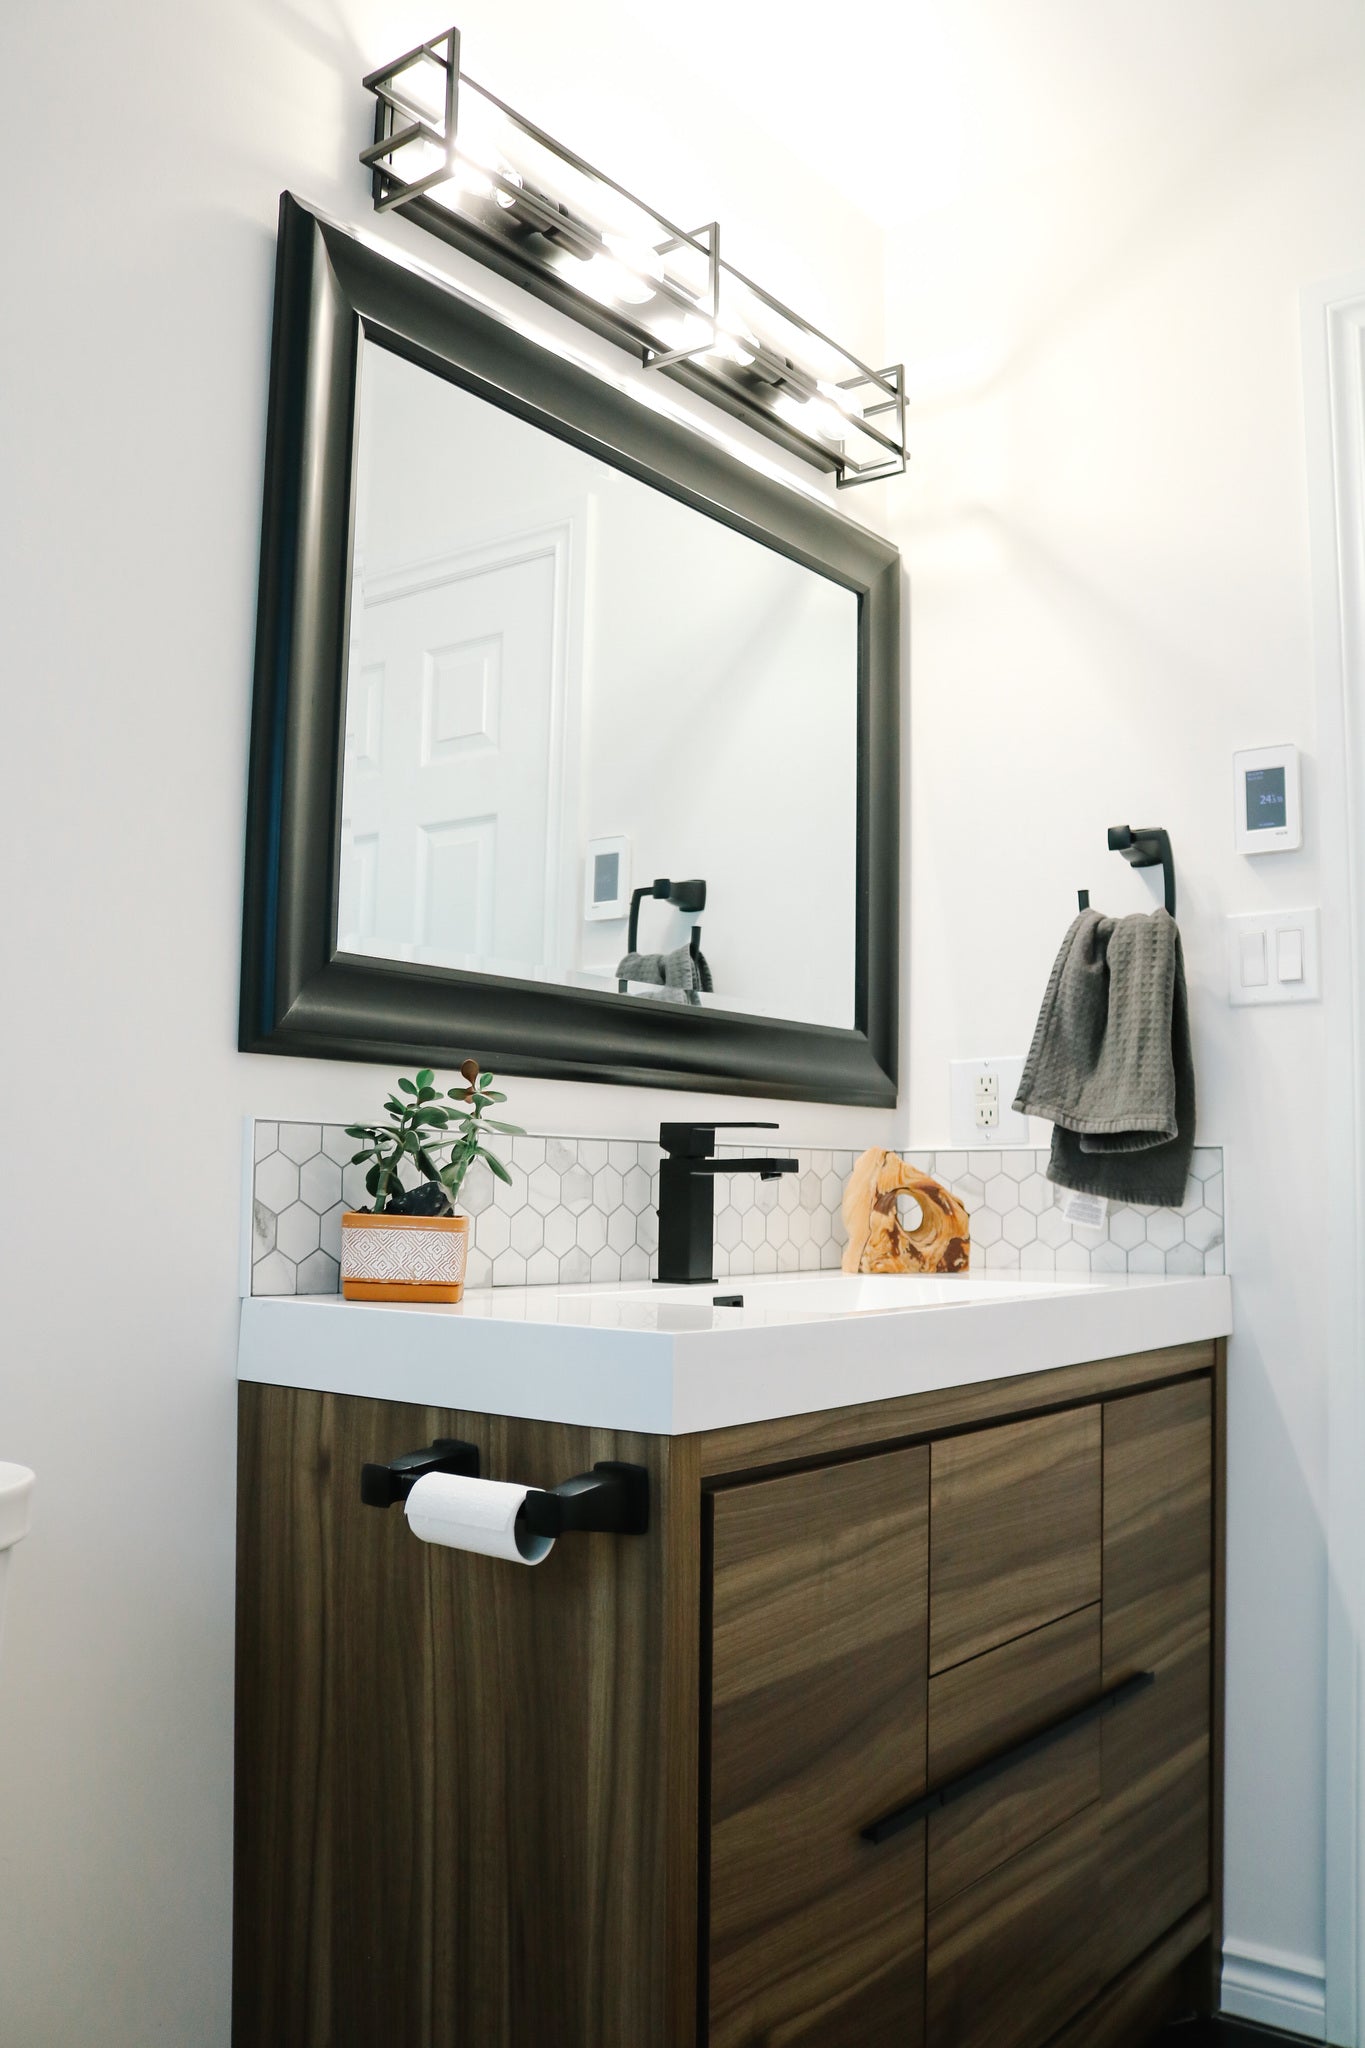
[616,943,714,1002]
[1012,907,1195,1206]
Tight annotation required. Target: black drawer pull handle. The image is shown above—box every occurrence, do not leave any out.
[860,1668,1155,1846]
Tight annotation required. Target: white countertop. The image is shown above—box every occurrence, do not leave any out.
[238,1271,1232,1436]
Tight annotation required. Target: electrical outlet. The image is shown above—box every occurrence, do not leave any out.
[949,1058,1031,1147]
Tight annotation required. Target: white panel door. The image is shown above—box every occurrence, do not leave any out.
[341,549,559,976]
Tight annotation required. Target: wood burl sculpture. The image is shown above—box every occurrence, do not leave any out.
[841,1148,971,1274]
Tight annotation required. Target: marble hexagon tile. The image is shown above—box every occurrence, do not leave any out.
[249,1126,1224,1297]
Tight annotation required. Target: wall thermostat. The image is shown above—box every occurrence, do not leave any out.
[1233,744,1301,855]
[583,835,631,920]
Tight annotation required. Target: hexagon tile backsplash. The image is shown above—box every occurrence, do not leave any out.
[248,1125,1226,1298]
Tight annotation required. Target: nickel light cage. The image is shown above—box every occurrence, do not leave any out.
[361,27,907,487]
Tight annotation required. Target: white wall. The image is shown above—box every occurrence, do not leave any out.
[0,7,889,2043]
[887,14,1365,2018]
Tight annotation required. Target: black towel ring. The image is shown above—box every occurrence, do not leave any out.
[617,877,708,994]
[1079,827,1176,918]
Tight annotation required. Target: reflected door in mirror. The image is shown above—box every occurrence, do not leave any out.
[340,546,563,978]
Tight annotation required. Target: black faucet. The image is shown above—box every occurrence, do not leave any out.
[656,1122,799,1284]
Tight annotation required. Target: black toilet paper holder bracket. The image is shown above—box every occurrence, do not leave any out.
[522,1462,650,1538]
[360,1437,480,1509]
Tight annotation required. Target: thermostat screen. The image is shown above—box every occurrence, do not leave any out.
[592,850,620,904]
[1245,765,1287,832]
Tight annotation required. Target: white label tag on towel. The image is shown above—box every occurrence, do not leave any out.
[1058,1188,1108,1233]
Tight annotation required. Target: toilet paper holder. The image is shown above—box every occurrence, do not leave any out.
[522,1461,650,1538]
[360,1441,650,1537]
[361,1438,480,1508]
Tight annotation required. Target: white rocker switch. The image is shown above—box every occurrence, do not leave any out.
[1276,927,1304,982]
[1240,930,1268,988]
[1227,908,1320,1006]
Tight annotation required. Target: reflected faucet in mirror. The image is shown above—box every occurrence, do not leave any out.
[656,1122,798,1284]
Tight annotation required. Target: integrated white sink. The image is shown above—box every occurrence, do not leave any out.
[606,1273,1096,1315]
[240,1269,1232,1436]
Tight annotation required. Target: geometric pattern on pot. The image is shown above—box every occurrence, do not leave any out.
[341,1218,468,1286]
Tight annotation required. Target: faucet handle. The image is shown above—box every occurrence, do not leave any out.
[659,1120,778,1158]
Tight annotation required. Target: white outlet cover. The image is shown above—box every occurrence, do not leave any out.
[949,1058,1030,1146]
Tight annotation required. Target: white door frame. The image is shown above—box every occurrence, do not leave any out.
[1305,271,1365,2048]
[358,505,590,974]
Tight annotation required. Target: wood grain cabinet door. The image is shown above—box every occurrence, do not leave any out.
[1100,1378,1214,1978]
[706,1448,930,2048]
[927,1800,1104,2048]
[930,1408,1102,1674]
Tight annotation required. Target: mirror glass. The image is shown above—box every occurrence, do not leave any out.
[339,339,859,1029]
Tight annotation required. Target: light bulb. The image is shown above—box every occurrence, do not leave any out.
[805,399,849,443]
[650,310,714,357]
[445,155,491,202]
[490,162,521,210]
[707,324,760,369]
[773,387,846,442]
[817,378,860,422]
[559,250,655,306]
[604,234,665,290]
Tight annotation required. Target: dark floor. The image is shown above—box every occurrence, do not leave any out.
[1157,2022,1308,2045]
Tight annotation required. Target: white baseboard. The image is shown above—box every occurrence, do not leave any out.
[1222,1939,1327,2039]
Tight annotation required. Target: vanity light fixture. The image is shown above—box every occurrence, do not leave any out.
[361,28,907,486]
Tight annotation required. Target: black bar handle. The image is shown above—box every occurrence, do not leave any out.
[360,1437,480,1509]
[860,1668,1155,1846]
[659,1120,779,1158]
[521,1461,650,1538]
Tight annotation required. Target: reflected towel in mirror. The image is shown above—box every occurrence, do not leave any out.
[616,943,714,1002]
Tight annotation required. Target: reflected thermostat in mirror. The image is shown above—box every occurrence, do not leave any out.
[583,835,631,921]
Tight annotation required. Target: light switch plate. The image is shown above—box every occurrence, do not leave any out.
[949,1057,1030,1145]
[1226,907,1320,1005]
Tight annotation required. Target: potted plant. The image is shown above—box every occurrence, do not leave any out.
[340,1060,523,1303]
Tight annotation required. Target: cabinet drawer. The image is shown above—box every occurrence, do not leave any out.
[927,1801,1104,2048]
[930,1408,1102,1673]
[927,1603,1101,1909]
[707,1448,929,2048]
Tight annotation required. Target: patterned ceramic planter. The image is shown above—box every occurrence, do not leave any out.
[340,1211,469,1304]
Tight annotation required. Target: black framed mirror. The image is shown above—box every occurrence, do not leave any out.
[240,193,901,1104]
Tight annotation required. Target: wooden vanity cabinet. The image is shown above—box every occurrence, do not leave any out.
[234,1339,1223,2048]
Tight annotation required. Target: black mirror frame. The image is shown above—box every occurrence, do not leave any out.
[240,193,901,1106]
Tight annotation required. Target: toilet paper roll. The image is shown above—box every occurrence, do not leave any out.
[404,1471,554,1566]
